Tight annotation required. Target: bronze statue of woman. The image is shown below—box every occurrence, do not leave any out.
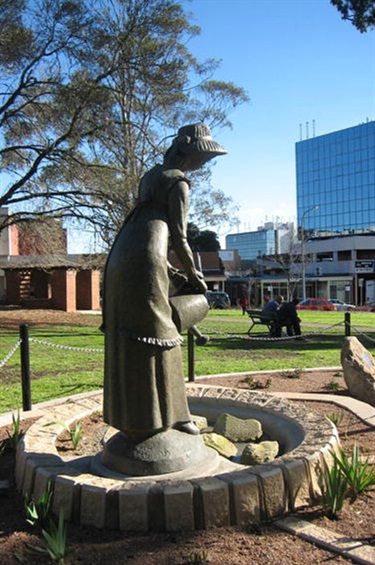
[102,123,226,438]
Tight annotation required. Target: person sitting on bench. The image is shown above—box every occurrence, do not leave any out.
[261,295,283,336]
[274,298,302,338]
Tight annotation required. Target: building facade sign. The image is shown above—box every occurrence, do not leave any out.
[355,260,375,273]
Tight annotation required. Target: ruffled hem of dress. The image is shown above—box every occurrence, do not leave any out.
[118,329,183,347]
[135,335,183,347]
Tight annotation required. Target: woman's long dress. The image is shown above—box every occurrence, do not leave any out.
[103,165,193,435]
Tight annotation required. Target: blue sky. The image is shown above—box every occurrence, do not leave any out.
[183,0,375,239]
[69,0,374,252]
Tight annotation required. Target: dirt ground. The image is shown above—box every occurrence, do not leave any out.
[0,306,101,329]
[0,309,375,564]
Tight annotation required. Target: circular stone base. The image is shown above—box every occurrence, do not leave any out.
[102,429,213,476]
[15,386,340,532]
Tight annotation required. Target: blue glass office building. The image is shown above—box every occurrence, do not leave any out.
[296,121,375,233]
[226,228,275,261]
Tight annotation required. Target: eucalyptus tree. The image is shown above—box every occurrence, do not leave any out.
[64,0,247,244]
[0,0,116,240]
[330,0,375,32]
[0,0,248,247]
[187,223,220,252]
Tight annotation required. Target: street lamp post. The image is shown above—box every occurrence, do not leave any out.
[301,205,319,301]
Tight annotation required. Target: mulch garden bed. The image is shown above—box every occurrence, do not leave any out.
[1,370,375,564]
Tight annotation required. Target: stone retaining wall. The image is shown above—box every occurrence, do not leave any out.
[16,386,339,532]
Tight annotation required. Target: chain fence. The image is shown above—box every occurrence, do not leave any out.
[28,337,104,354]
[0,316,374,411]
[198,320,346,342]
[1,318,374,370]
[0,339,22,370]
[349,324,375,345]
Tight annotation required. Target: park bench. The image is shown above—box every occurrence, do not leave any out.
[246,309,276,335]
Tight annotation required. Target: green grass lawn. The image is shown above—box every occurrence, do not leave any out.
[0,309,374,413]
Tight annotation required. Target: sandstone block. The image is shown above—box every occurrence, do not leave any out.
[213,413,262,442]
[240,441,279,465]
[33,467,53,502]
[341,337,375,406]
[22,458,36,497]
[283,458,311,509]
[304,452,324,498]
[53,475,76,521]
[15,444,27,491]
[80,484,107,528]
[191,414,208,430]
[229,473,261,524]
[119,486,149,531]
[250,465,287,518]
[194,477,230,528]
[164,482,194,531]
[201,432,237,458]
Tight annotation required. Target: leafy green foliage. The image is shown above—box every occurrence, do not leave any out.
[322,444,375,518]
[0,0,248,244]
[48,420,83,450]
[185,550,210,564]
[0,411,21,453]
[330,0,375,32]
[243,376,272,390]
[69,421,83,450]
[324,380,341,391]
[27,509,68,563]
[326,413,344,427]
[187,223,220,251]
[25,483,53,528]
[42,509,68,563]
[333,444,375,496]
[7,411,21,448]
[322,456,348,518]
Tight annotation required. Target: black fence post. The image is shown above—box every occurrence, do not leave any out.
[187,331,195,382]
[344,312,351,337]
[20,324,32,411]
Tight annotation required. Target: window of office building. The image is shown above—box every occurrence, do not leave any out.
[226,229,276,261]
[296,121,375,234]
[357,249,375,259]
[316,252,333,262]
[338,250,352,261]
[329,280,352,302]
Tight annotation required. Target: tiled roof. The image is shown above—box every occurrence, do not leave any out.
[0,254,105,269]
[168,250,223,273]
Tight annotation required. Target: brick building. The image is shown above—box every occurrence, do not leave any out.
[0,208,226,311]
[0,209,102,311]
[0,255,102,312]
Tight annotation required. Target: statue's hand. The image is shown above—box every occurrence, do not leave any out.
[170,270,188,292]
[189,271,207,294]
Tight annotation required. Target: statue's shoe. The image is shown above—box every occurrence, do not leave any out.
[174,421,200,435]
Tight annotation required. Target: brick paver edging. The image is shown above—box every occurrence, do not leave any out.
[15,385,339,532]
[276,516,375,565]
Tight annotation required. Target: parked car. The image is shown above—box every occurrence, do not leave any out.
[356,301,375,312]
[328,299,356,311]
[296,298,336,311]
[206,290,231,309]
